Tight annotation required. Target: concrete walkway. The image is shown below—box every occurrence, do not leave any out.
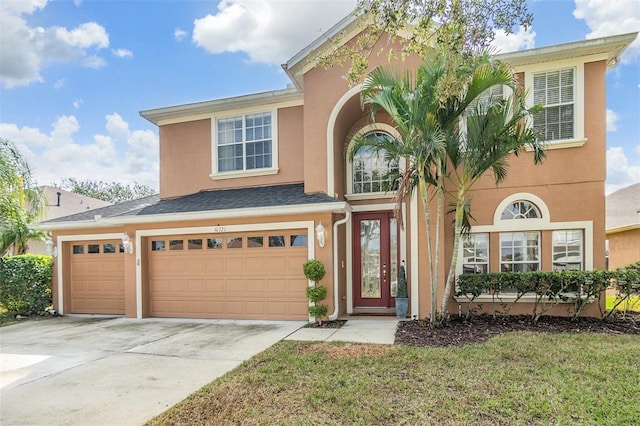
[286,317,399,344]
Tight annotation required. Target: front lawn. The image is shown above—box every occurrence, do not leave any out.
[147,332,640,425]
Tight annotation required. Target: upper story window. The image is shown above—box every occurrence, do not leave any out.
[351,132,399,195]
[501,200,541,220]
[216,112,273,173]
[533,68,575,141]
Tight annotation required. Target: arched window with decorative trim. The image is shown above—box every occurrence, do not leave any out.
[500,200,542,220]
[347,130,399,197]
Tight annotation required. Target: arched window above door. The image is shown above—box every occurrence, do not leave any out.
[346,126,400,199]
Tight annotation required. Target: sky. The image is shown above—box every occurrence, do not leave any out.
[0,0,638,195]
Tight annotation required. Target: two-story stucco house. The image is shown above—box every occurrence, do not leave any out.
[41,14,637,320]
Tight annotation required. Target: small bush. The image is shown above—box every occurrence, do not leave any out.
[456,263,640,320]
[302,259,328,322]
[0,254,53,316]
[303,260,326,282]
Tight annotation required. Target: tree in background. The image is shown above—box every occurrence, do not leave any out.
[0,138,47,256]
[57,178,156,204]
[316,0,532,88]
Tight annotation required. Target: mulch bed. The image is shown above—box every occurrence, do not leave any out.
[395,313,640,348]
[304,319,347,328]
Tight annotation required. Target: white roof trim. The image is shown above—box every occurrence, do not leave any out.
[140,87,302,125]
[37,201,349,230]
[496,32,638,68]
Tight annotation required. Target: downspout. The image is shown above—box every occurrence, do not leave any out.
[329,209,351,321]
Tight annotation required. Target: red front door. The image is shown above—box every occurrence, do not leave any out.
[353,212,398,308]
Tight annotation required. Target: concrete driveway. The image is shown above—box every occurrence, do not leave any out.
[0,316,304,426]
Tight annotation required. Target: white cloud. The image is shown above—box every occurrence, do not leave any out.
[72,98,83,109]
[105,112,130,141]
[82,55,106,68]
[490,26,536,53]
[174,28,187,41]
[573,0,640,62]
[606,146,640,194]
[192,0,356,64]
[0,115,159,188]
[606,109,619,132]
[0,1,110,88]
[112,48,133,58]
[53,79,65,89]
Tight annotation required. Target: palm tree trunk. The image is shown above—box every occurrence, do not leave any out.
[433,165,444,321]
[419,178,437,323]
[442,194,465,314]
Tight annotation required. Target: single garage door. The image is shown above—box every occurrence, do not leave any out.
[148,231,310,320]
[69,240,125,314]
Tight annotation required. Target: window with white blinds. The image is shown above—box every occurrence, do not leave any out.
[533,68,575,141]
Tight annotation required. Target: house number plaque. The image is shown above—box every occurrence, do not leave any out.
[212,226,227,233]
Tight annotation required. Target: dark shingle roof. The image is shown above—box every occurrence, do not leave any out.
[42,184,340,224]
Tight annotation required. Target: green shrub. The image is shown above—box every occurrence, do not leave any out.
[305,285,327,303]
[303,260,326,282]
[302,259,328,323]
[0,254,53,316]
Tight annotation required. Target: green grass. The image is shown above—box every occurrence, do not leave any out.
[606,295,640,312]
[147,333,640,425]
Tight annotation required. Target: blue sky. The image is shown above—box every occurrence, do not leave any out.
[0,0,638,194]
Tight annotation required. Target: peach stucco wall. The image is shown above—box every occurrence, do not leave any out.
[52,211,335,319]
[608,228,640,270]
[158,106,304,199]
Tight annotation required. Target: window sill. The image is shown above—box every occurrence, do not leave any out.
[525,138,587,151]
[345,192,396,201]
[454,292,594,303]
[210,168,279,180]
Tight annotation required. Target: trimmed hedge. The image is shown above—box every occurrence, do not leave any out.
[456,262,640,320]
[0,254,53,316]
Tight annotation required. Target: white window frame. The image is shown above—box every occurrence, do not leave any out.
[499,231,541,273]
[210,108,279,180]
[460,85,512,146]
[552,229,583,271]
[454,192,594,303]
[532,68,576,142]
[345,124,403,200]
[522,61,586,150]
[461,233,490,274]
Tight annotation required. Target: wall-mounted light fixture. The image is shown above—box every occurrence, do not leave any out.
[44,238,58,257]
[315,222,326,248]
[121,233,134,254]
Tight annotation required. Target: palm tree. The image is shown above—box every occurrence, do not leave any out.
[353,49,545,321]
[351,54,449,322]
[439,59,545,313]
[0,138,46,255]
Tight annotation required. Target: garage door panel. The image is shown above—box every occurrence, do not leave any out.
[149,231,309,320]
[246,256,266,272]
[206,279,225,293]
[70,240,125,315]
[246,279,265,293]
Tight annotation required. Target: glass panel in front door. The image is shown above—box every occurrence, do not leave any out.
[360,219,381,298]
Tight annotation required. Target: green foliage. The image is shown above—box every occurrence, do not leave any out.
[397,264,408,298]
[308,304,329,319]
[0,254,53,316]
[302,260,328,322]
[57,178,156,203]
[456,264,640,320]
[316,0,533,87]
[0,138,47,256]
[305,285,328,303]
[302,260,326,283]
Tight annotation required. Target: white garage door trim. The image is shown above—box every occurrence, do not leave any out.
[135,221,315,318]
[56,233,124,315]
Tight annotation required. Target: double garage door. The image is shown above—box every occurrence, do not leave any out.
[69,240,125,314]
[148,230,310,320]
